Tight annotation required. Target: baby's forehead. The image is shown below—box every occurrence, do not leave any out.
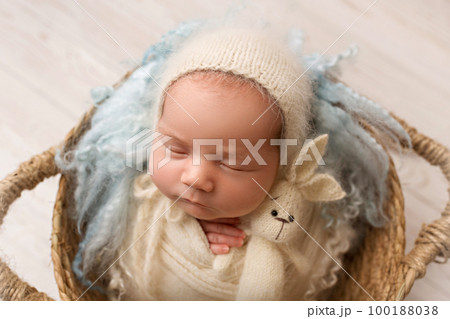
[160,72,282,141]
[167,71,281,118]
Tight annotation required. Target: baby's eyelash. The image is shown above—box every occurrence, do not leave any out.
[271,196,280,201]
[220,163,245,171]
[170,148,185,154]
[166,145,187,155]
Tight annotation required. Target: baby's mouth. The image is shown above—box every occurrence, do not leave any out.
[181,197,208,208]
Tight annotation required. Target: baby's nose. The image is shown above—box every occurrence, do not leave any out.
[180,163,214,192]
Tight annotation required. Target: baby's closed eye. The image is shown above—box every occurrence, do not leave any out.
[167,145,187,155]
[219,162,256,172]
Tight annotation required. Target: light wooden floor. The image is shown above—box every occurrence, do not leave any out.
[0,0,449,301]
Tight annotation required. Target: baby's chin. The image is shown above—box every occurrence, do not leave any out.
[175,199,250,221]
[179,204,257,223]
[175,199,220,220]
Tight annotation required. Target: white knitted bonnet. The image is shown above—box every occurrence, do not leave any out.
[155,27,313,172]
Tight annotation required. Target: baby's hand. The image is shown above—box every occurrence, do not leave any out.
[198,218,246,255]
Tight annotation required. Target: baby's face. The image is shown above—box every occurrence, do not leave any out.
[151,73,282,220]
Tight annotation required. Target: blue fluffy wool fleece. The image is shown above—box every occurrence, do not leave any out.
[55,22,411,290]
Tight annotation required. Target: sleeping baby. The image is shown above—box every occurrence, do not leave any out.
[105,27,355,300]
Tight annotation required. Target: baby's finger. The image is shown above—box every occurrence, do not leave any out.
[209,244,229,255]
[199,221,246,238]
[206,232,244,248]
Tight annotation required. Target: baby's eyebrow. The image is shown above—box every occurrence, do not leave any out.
[163,134,185,144]
[156,127,189,146]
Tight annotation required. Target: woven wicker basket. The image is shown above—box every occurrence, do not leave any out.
[0,70,449,301]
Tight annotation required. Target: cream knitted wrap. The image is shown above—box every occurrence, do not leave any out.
[154,28,313,170]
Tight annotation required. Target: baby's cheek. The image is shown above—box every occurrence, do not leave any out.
[150,148,181,196]
[152,168,170,195]
[236,168,279,213]
[221,180,268,216]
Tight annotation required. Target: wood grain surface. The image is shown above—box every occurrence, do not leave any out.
[0,0,448,301]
